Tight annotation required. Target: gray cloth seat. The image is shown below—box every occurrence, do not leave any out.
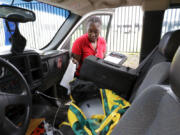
[130,29,180,101]
[133,61,170,100]
[111,47,180,135]
[112,85,180,135]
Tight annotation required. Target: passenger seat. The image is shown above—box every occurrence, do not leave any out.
[130,29,180,101]
[111,47,180,135]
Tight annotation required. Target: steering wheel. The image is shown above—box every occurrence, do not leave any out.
[0,57,32,135]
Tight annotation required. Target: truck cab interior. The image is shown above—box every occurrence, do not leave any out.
[0,0,180,135]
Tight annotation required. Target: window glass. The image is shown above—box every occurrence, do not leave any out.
[162,8,180,36]
[108,6,143,69]
[0,1,70,49]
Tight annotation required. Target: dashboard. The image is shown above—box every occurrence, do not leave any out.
[0,49,69,93]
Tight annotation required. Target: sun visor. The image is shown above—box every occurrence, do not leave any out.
[142,0,170,11]
[37,0,142,16]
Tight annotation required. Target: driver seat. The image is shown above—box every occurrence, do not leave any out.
[111,47,180,135]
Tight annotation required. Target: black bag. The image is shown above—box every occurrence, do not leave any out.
[70,79,99,103]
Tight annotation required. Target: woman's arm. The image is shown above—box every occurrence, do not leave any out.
[71,37,82,65]
[71,53,81,65]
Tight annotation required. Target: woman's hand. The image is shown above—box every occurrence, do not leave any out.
[72,58,79,65]
[71,53,81,68]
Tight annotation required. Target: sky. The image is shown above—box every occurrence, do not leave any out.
[0,0,37,4]
[0,0,67,15]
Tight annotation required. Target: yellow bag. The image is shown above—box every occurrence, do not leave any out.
[66,89,130,135]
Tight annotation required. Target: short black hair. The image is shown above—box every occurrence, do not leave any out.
[86,16,102,29]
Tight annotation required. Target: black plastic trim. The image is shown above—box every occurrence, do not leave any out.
[140,10,164,62]
[170,3,180,8]
[42,13,81,51]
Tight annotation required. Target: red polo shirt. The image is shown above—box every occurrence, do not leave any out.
[72,33,106,76]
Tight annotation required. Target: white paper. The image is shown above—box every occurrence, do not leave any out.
[104,56,122,64]
[60,59,76,94]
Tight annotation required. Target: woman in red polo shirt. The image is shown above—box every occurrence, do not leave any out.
[72,16,107,76]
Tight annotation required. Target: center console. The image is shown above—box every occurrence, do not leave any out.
[80,55,138,99]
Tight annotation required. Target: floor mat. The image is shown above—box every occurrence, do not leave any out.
[26,118,45,135]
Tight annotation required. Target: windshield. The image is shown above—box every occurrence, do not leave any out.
[0,0,70,50]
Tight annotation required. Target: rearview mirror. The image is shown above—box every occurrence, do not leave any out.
[0,5,35,22]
